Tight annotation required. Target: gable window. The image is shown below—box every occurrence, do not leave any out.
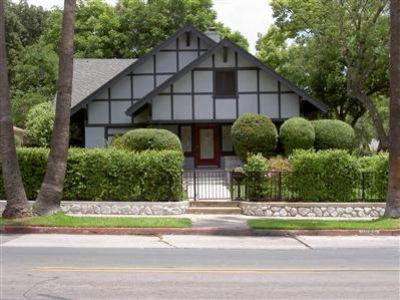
[214,70,237,97]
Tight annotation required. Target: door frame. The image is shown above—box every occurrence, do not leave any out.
[194,124,220,167]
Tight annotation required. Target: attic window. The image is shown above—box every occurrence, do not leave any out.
[214,70,237,97]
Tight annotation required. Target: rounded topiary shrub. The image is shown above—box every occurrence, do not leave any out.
[279,117,315,155]
[113,128,182,152]
[231,113,277,160]
[25,102,55,147]
[312,119,355,151]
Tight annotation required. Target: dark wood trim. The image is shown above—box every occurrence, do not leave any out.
[278,81,282,119]
[132,72,174,76]
[191,70,195,120]
[170,85,174,120]
[176,38,180,71]
[257,68,260,113]
[153,55,157,88]
[235,52,239,118]
[108,88,111,124]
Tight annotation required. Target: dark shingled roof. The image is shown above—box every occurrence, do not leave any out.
[70,58,136,110]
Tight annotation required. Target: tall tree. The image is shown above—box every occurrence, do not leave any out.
[0,0,30,218]
[385,0,400,217]
[257,0,390,149]
[43,0,249,58]
[33,0,76,215]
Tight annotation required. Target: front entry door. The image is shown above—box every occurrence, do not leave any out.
[195,125,220,167]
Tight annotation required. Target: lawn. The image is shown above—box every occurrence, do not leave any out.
[0,213,192,228]
[248,218,400,230]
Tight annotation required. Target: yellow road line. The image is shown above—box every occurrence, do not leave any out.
[33,267,400,273]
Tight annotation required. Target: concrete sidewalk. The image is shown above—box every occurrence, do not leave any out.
[1,233,399,250]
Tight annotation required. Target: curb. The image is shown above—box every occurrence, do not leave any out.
[1,226,399,236]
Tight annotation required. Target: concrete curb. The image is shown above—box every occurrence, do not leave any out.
[1,226,399,236]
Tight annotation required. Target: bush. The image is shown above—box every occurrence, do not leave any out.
[288,150,360,201]
[279,117,315,155]
[243,154,270,201]
[231,113,277,160]
[25,102,55,147]
[312,119,355,151]
[358,152,389,200]
[113,128,182,152]
[0,148,184,201]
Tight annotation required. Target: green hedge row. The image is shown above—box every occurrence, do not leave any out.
[243,150,388,202]
[0,148,184,201]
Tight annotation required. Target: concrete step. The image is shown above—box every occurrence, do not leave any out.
[190,201,240,208]
[186,207,242,215]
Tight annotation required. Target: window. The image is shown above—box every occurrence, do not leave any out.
[214,70,237,97]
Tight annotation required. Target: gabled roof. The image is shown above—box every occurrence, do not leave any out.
[71,59,136,111]
[70,25,218,115]
[126,39,328,116]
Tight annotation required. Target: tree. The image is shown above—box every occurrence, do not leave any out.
[385,0,400,217]
[4,0,50,75]
[33,0,76,215]
[25,102,55,147]
[11,92,50,128]
[0,0,31,218]
[43,0,249,58]
[257,0,390,149]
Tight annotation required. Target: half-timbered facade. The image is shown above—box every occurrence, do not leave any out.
[70,25,327,169]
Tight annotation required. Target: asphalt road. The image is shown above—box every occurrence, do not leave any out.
[1,234,399,300]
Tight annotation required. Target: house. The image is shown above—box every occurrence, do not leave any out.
[69,25,327,169]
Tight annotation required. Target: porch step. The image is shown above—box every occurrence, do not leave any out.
[189,201,240,208]
[186,207,242,215]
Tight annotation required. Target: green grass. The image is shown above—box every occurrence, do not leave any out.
[248,218,400,230]
[0,213,192,228]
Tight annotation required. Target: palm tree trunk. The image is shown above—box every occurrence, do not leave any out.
[0,0,31,218]
[33,0,76,215]
[385,0,400,217]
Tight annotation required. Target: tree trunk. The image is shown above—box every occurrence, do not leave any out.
[385,0,400,217]
[0,0,31,218]
[33,0,76,215]
[352,90,389,151]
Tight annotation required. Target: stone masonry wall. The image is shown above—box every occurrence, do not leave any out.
[0,201,189,216]
[240,202,386,218]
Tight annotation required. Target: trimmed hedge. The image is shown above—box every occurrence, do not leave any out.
[0,148,184,201]
[243,150,388,202]
[231,113,278,161]
[113,128,182,152]
[243,154,270,201]
[312,119,355,151]
[288,150,360,201]
[279,117,315,155]
[25,102,54,147]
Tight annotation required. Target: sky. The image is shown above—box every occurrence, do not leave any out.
[22,0,273,53]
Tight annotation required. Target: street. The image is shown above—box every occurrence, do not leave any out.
[1,234,399,299]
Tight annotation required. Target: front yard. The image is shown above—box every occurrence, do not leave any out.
[248,218,400,230]
[0,213,192,228]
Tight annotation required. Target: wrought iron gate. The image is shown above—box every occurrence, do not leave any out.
[183,170,232,200]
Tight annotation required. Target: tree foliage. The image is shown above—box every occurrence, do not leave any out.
[43,0,249,58]
[257,0,390,148]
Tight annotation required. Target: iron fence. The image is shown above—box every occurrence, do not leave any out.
[231,171,387,202]
[183,170,231,200]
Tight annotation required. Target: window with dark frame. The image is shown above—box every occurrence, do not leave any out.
[214,70,237,97]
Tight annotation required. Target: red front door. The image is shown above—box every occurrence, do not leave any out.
[195,125,220,167]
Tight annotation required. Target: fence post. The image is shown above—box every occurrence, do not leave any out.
[193,171,197,201]
[361,172,365,201]
[277,172,282,201]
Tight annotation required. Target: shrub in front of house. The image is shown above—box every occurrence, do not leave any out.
[311,119,355,151]
[358,152,389,200]
[25,102,55,147]
[243,154,270,201]
[279,117,315,155]
[112,128,182,152]
[287,149,360,201]
[0,148,184,201]
[231,113,278,161]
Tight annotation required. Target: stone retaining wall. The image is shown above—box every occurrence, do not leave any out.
[240,202,386,218]
[0,201,189,216]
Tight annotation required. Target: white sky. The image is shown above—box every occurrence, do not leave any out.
[22,0,273,53]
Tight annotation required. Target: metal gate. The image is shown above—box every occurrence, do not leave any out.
[183,170,231,200]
